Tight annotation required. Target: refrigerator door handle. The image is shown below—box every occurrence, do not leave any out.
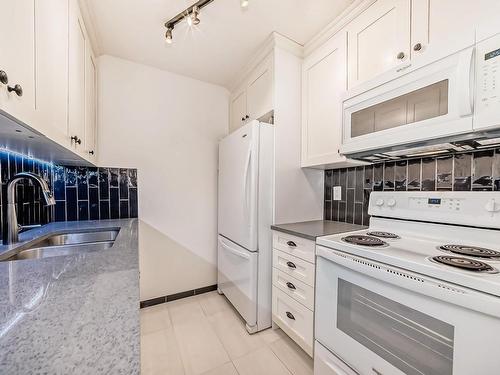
[220,240,251,259]
[243,148,252,219]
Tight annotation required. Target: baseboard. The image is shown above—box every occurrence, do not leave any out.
[139,284,218,308]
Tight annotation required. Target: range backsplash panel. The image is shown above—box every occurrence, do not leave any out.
[324,149,500,226]
[0,150,138,241]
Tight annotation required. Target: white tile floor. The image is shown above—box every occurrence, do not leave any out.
[140,291,314,375]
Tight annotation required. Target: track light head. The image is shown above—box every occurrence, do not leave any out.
[241,0,249,8]
[165,27,173,44]
[191,6,201,25]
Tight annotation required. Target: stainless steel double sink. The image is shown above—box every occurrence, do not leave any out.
[0,229,120,262]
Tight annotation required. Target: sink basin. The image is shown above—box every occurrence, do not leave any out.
[0,229,120,262]
[6,241,115,261]
[31,230,119,248]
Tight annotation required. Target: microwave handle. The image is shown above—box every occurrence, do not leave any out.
[457,46,475,117]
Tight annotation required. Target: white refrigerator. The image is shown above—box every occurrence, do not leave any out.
[218,120,274,333]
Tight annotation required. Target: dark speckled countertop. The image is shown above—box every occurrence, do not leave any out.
[271,220,367,241]
[0,219,139,374]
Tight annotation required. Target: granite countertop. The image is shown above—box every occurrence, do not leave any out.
[0,219,140,374]
[271,220,367,241]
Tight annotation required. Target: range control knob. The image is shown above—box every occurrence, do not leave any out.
[485,199,500,214]
[387,198,396,207]
[375,199,384,207]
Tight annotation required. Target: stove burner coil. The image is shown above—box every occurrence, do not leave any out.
[366,231,400,239]
[342,235,387,247]
[439,245,500,259]
[431,255,497,273]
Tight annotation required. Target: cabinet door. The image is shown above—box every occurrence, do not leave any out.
[302,33,348,167]
[35,0,69,145]
[347,0,410,88]
[230,89,247,133]
[68,0,86,151]
[247,58,273,121]
[0,0,35,125]
[85,51,97,159]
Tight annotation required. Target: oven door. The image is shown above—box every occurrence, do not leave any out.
[341,45,475,156]
[315,246,500,375]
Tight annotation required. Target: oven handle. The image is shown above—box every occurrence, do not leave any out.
[457,46,475,117]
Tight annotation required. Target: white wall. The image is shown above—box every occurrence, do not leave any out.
[97,55,229,300]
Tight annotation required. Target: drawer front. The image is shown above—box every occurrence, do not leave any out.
[272,231,315,263]
[314,341,357,375]
[273,268,315,310]
[273,249,315,287]
[272,287,314,353]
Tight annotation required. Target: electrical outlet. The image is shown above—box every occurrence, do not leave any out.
[333,186,342,201]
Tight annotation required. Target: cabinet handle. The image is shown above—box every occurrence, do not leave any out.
[241,117,245,122]
[7,84,23,97]
[245,115,249,119]
[285,311,295,320]
[71,136,82,145]
[0,70,8,85]
[286,261,296,269]
[89,150,94,155]
[286,282,296,290]
[286,241,297,247]
[397,52,405,60]
[413,43,423,52]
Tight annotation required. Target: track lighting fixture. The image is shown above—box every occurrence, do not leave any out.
[241,0,249,8]
[164,0,214,43]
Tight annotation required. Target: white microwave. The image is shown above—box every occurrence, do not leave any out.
[341,29,500,157]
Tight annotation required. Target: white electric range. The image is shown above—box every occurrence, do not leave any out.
[314,191,500,375]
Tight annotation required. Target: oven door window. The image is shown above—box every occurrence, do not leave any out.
[337,279,454,375]
[351,79,449,138]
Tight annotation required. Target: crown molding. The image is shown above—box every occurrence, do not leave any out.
[227,31,303,91]
[304,0,377,57]
[78,0,103,55]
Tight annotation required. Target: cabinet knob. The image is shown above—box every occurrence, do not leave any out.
[413,43,423,52]
[71,136,82,145]
[0,70,8,85]
[397,52,406,60]
[286,261,296,269]
[286,241,297,247]
[241,117,245,122]
[286,282,296,290]
[7,84,23,97]
[245,115,249,119]
[285,311,295,320]
[89,150,94,155]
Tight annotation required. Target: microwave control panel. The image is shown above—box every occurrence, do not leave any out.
[475,33,500,129]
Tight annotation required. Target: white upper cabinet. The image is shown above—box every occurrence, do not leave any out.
[85,50,97,160]
[302,33,364,168]
[347,0,410,88]
[68,0,88,153]
[229,55,273,133]
[247,58,273,121]
[230,89,247,133]
[0,0,36,125]
[35,0,69,146]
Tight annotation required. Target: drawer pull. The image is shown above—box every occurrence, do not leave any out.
[286,241,297,247]
[285,311,295,320]
[286,282,296,290]
[286,261,296,269]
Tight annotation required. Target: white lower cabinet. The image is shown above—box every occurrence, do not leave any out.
[272,231,315,357]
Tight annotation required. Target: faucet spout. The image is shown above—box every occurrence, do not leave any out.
[5,172,56,245]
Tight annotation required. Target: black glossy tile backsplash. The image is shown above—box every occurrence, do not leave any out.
[0,150,138,240]
[324,149,500,226]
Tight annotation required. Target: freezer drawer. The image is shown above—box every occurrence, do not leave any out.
[218,235,258,327]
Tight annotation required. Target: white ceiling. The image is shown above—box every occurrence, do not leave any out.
[84,0,354,88]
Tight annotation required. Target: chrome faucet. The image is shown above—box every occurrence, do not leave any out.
[5,172,56,245]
